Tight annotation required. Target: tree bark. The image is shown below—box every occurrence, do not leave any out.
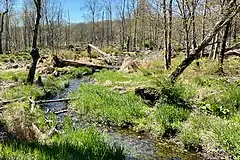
[168,0,173,66]
[4,0,9,53]
[212,33,220,61]
[191,0,197,50]
[202,0,208,57]
[0,8,8,54]
[218,22,231,72]
[163,0,169,69]
[27,0,41,84]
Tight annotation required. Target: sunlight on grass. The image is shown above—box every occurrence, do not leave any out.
[70,84,148,125]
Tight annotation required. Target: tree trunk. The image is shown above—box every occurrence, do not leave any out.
[202,0,208,56]
[4,0,9,53]
[27,0,41,84]
[0,34,2,54]
[0,9,8,54]
[133,9,138,51]
[168,0,173,66]
[101,11,104,48]
[191,0,197,50]
[218,22,231,73]
[212,33,220,61]
[163,0,169,69]
[209,35,216,59]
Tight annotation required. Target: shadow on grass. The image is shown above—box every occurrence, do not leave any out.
[2,139,124,160]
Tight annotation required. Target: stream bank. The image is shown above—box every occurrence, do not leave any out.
[40,77,202,160]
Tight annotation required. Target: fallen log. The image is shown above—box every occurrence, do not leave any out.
[88,44,108,56]
[225,49,240,57]
[118,57,140,72]
[88,44,124,65]
[33,98,75,104]
[29,97,77,110]
[54,109,68,115]
[53,56,119,70]
[0,97,25,107]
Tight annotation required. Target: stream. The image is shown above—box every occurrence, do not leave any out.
[41,78,202,160]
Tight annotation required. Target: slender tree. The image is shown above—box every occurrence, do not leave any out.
[168,0,173,66]
[27,0,41,84]
[163,0,169,69]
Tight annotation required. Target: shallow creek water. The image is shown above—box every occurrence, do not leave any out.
[41,78,202,160]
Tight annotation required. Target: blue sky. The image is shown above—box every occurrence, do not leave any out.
[63,0,87,23]
[13,0,121,23]
[63,0,120,23]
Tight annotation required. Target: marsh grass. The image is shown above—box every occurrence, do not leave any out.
[179,113,240,159]
[70,84,148,125]
[0,53,30,63]
[93,70,152,90]
[0,74,70,100]
[0,70,27,82]
[155,104,190,136]
[0,129,125,160]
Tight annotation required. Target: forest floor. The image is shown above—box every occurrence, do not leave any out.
[0,48,240,159]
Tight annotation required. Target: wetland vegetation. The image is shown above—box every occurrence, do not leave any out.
[0,0,240,159]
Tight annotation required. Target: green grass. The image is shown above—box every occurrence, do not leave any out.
[155,104,190,134]
[0,70,27,82]
[94,70,149,83]
[1,84,45,100]
[93,70,152,90]
[0,129,124,160]
[0,74,70,100]
[0,53,30,63]
[179,113,240,159]
[56,67,92,78]
[70,84,148,125]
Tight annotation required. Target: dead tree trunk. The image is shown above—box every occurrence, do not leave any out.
[170,2,240,83]
[27,0,41,84]
[168,0,173,66]
[201,0,208,57]
[52,56,119,70]
[218,21,231,73]
[0,7,8,55]
[4,0,9,53]
[212,33,220,61]
[163,0,169,69]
